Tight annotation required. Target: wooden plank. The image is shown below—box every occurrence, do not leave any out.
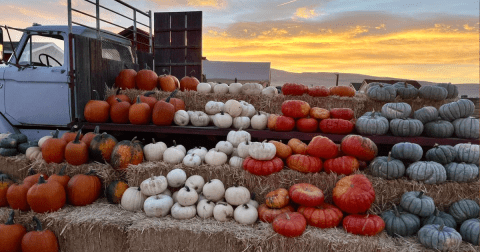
[154,12,170,30]
[104,59,124,88]
[187,30,202,47]
[186,48,201,63]
[186,65,201,80]
[154,31,170,48]
[186,11,202,29]
[171,66,185,79]
[89,39,106,99]
[74,35,91,121]
[137,51,153,70]
[170,12,186,29]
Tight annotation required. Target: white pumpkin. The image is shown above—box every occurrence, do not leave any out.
[205,101,225,115]
[229,82,243,95]
[143,139,168,161]
[249,141,276,160]
[234,204,258,224]
[26,147,43,161]
[237,141,251,158]
[172,140,186,154]
[143,194,174,217]
[224,100,243,117]
[213,112,233,128]
[241,83,263,95]
[183,154,202,167]
[190,111,210,127]
[233,117,251,129]
[197,199,216,219]
[172,191,178,203]
[163,147,185,164]
[197,193,206,203]
[160,188,172,197]
[261,86,279,98]
[187,147,208,161]
[225,185,251,206]
[215,141,234,155]
[185,175,205,193]
[38,135,53,148]
[173,110,190,126]
[227,128,251,147]
[140,175,168,196]
[231,148,239,157]
[197,82,212,93]
[166,168,187,187]
[213,83,229,94]
[239,101,256,118]
[229,156,244,168]
[176,186,199,206]
[209,82,218,93]
[171,203,196,220]
[213,202,234,222]
[202,179,225,202]
[121,187,146,212]
[248,194,259,208]
[250,112,268,130]
[205,149,228,166]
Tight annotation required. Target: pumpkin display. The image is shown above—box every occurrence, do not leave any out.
[436,83,459,99]
[166,168,187,188]
[282,83,307,96]
[106,88,131,106]
[272,212,307,237]
[6,182,31,211]
[144,194,174,217]
[61,125,83,143]
[183,154,202,167]
[110,98,131,124]
[233,116,250,129]
[445,162,478,182]
[189,111,209,126]
[268,140,292,159]
[18,141,38,154]
[309,107,330,120]
[187,146,208,161]
[84,90,110,123]
[267,114,295,132]
[226,128,251,148]
[293,118,316,133]
[233,204,258,225]
[224,185,250,206]
[265,188,290,209]
[160,96,185,112]
[121,187,146,211]
[80,125,100,149]
[381,204,421,237]
[152,90,177,126]
[340,135,377,161]
[197,82,212,93]
[380,102,412,120]
[406,161,447,184]
[418,224,462,251]
[228,156,244,168]
[424,120,454,138]
[286,154,323,173]
[89,132,118,163]
[329,85,355,97]
[106,180,129,204]
[243,157,284,176]
[306,136,338,159]
[158,72,180,91]
[176,186,198,206]
[27,175,66,213]
[0,211,26,252]
[419,86,448,101]
[163,143,186,164]
[180,73,199,91]
[391,142,423,162]
[143,139,167,161]
[129,96,152,125]
[258,204,294,223]
[23,170,48,187]
[390,118,424,137]
[319,118,354,134]
[239,101,256,118]
[332,174,375,214]
[110,137,144,170]
[115,69,137,89]
[237,141,251,158]
[413,106,438,124]
[393,82,418,99]
[452,117,479,139]
[0,147,17,157]
[281,100,310,118]
[288,138,307,155]
[449,199,479,224]
[366,83,396,102]
[228,82,243,95]
[425,144,456,164]
[47,165,70,190]
[343,214,385,236]
[439,99,475,121]
[307,85,330,97]
[297,203,343,229]
[135,91,157,110]
[460,218,479,245]
[202,179,225,202]
[67,170,102,206]
[135,69,158,90]
[185,175,205,193]
[454,143,479,164]
[288,183,324,207]
[399,191,435,217]
[324,156,359,175]
[171,202,197,219]
[251,112,268,130]
[64,130,88,166]
[21,216,59,252]
[213,202,234,221]
[369,152,405,179]
[356,112,389,135]
[422,208,456,229]
[248,141,276,161]
[41,129,67,164]
[329,108,354,120]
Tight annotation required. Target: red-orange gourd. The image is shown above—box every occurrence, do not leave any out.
[297,203,344,229]
[288,138,307,155]
[282,83,307,96]
[180,73,200,91]
[0,177,12,207]
[106,88,131,106]
[289,183,324,207]
[129,96,152,125]
[267,114,295,132]
[307,85,330,97]
[47,165,70,190]
[324,156,359,175]
[319,118,354,134]
[158,70,180,91]
[135,69,158,90]
[23,169,49,188]
[340,135,378,161]
[330,108,354,120]
[67,170,102,206]
[329,85,356,97]
[80,125,100,149]
[26,175,66,213]
[135,91,157,110]
[160,97,185,112]
[110,98,131,124]
[268,140,292,159]
[265,188,290,209]
[242,157,284,176]
[6,182,31,211]
[110,137,144,171]
[309,107,330,120]
[286,154,323,173]
[41,129,67,164]
[0,211,27,252]
[281,100,310,118]
[272,212,307,237]
[332,174,375,214]
[343,214,385,236]
[21,216,59,252]
[84,90,110,123]
[296,118,318,133]
[258,204,295,223]
[152,90,178,126]
[115,69,137,90]
[306,136,338,159]
[65,129,89,166]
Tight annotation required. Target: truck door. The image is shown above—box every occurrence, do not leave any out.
[3,32,71,126]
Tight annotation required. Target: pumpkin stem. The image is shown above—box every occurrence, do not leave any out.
[163,68,170,75]
[189,69,196,76]
[243,204,249,209]
[32,216,43,231]
[173,140,177,147]
[285,213,290,220]
[404,82,408,88]
[85,170,97,176]
[417,191,424,198]
[434,208,439,216]
[184,186,190,192]
[115,97,122,103]
[137,187,141,192]
[207,200,213,204]
[52,129,60,139]
[93,125,100,134]
[115,88,122,95]
[37,175,46,184]
[136,96,141,104]
[166,89,179,103]
[28,168,36,176]
[131,136,137,142]
[433,143,439,148]
[438,224,445,231]
[73,128,82,143]
[392,204,400,217]
[58,165,67,176]
[387,152,391,162]
[93,90,100,100]
[5,210,15,225]
[251,192,256,200]
[144,91,156,97]
[152,138,156,144]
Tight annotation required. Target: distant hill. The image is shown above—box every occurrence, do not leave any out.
[270,69,479,97]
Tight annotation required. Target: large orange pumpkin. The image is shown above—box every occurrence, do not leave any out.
[41,129,67,164]
[329,86,355,97]
[242,157,284,176]
[23,170,49,188]
[6,182,31,211]
[21,216,59,252]
[267,114,295,132]
[152,90,177,126]
[340,135,378,161]
[80,125,100,149]
[332,174,375,214]
[343,214,385,236]
[306,136,338,159]
[160,97,185,112]
[61,125,83,143]
[307,85,330,97]
[84,90,110,123]
[180,73,200,91]
[258,204,295,223]
[288,138,307,154]
[297,203,343,229]
[26,175,66,213]
[330,108,354,120]
[135,69,158,90]
[309,107,330,120]
[265,188,290,209]
[110,98,131,124]
[158,71,180,91]
[268,140,292,159]
[0,210,27,252]
[89,132,118,163]
[135,91,157,110]
[296,118,318,133]
[319,118,354,134]
[286,154,323,173]
[115,69,137,89]
[65,130,89,166]
[47,165,70,190]
[67,170,102,206]
[282,83,307,96]
[106,88,131,106]
[129,96,152,125]
[281,100,310,118]
[110,137,144,170]
[324,156,359,175]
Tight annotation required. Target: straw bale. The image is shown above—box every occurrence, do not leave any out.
[0,154,30,181]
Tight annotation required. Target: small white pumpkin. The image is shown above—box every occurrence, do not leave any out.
[224,100,243,117]
[213,202,234,222]
[38,135,53,148]
[187,147,208,161]
[171,202,196,220]
[182,154,202,167]
[121,187,146,212]
[26,147,43,161]
[185,175,205,193]
[250,112,268,130]
[166,168,187,187]
[197,82,212,93]
[172,191,178,203]
[205,149,228,166]
[237,141,251,158]
[213,83,229,94]
[233,117,251,129]
[241,83,263,95]
[144,139,168,161]
[202,179,225,202]
[172,140,186,154]
[239,101,256,118]
[225,185,251,206]
[248,193,259,208]
[205,101,225,115]
[190,111,210,127]
[173,110,190,126]
[197,199,216,219]
[261,86,279,98]
[234,204,258,224]
[215,141,234,155]
[229,156,244,168]
[229,82,243,95]
[249,141,276,160]
[163,147,185,164]
[231,148,239,157]
[227,128,251,147]
[176,186,199,206]
[143,194,174,217]
[160,188,172,197]
[140,175,168,196]
[197,193,206,202]
[213,112,233,128]
[209,82,218,93]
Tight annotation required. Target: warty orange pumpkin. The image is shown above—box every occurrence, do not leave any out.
[110,137,144,170]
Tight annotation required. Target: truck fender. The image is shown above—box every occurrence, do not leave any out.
[0,113,20,134]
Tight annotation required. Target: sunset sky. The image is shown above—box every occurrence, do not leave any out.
[1,0,479,83]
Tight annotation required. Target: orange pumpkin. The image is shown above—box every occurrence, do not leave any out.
[106,88,131,106]
[65,130,89,166]
[158,70,180,91]
[21,216,59,252]
[0,177,12,207]
[258,204,295,223]
[296,118,318,133]
[343,214,385,236]
[89,132,118,163]
[265,188,290,209]
[135,69,158,90]
[106,180,129,204]
[242,157,284,176]
[306,136,338,159]
[41,129,67,164]
[329,86,355,97]
[67,170,102,206]
[0,210,27,252]
[282,83,307,96]
[26,175,66,213]
[267,114,295,132]
[297,203,343,229]
[23,170,49,188]
[84,90,110,123]
[309,107,330,120]
[61,125,83,143]
[268,140,292,159]
[6,182,31,211]
[319,118,354,134]
[110,98,131,124]
[281,100,311,118]
[129,96,152,125]
[135,91,157,110]
[180,73,200,91]
[288,138,307,155]
[324,156,359,175]
[80,125,100,149]
[272,212,307,237]
[160,97,185,112]
[286,154,323,173]
[47,165,70,190]
[288,183,324,207]
[152,90,178,126]
[115,69,137,90]
[307,85,330,97]
[332,174,375,214]
[340,135,378,161]
[110,137,144,171]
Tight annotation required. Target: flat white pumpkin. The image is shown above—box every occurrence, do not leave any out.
[241,83,263,95]
[171,203,196,220]
[121,187,146,212]
[38,135,53,148]
[173,110,190,126]
[197,199,216,219]
[205,101,225,115]
[144,139,168,161]
[160,188,172,197]
[248,141,276,161]
[213,83,229,94]
[26,147,42,161]
[197,82,212,93]
[202,179,225,202]
[239,101,256,118]
[261,86,278,98]
[234,204,258,224]
[176,186,199,206]
[231,148,239,157]
[182,154,202,167]
[143,194,174,217]
[185,175,205,193]
[190,111,210,127]
[227,128,251,147]
[172,140,186,154]
[213,202,234,222]
[213,112,233,128]
[229,82,243,95]
[237,141,251,158]
[166,168,187,187]
[187,147,208,161]
[215,141,234,155]
[250,112,268,130]
[205,149,228,166]
[140,175,168,196]
[233,117,251,129]
[209,82,218,93]
[229,156,244,168]
[225,185,250,206]
[224,100,243,117]
[163,147,185,164]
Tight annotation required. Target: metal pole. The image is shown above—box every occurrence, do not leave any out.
[67,0,72,34]
[96,0,100,38]
[148,10,152,54]
[133,9,137,65]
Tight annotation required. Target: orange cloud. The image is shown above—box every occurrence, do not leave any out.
[293,7,319,19]
[188,0,226,8]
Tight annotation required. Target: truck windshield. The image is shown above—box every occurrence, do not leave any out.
[17,34,64,67]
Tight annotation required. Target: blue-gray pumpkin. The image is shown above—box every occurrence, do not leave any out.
[452,117,479,139]
[381,102,412,120]
[439,99,475,121]
[422,208,457,229]
[424,120,454,138]
[390,118,424,137]
[367,83,397,102]
[400,191,435,217]
[355,113,389,135]
[393,82,418,99]
[445,162,479,182]
[418,224,462,251]
[436,83,459,99]
[391,142,423,162]
[419,86,448,101]
[381,204,421,237]
[406,161,447,185]
[369,152,405,179]
[425,144,456,165]
[413,106,438,124]
[454,143,479,164]
[362,111,383,117]
[459,218,479,245]
[449,199,480,224]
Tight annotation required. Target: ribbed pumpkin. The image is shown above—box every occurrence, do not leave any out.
[366,83,396,101]
[27,175,66,213]
[355,112,389,135]
[272,212,307,238]
[61,125,83,143]
[158,71,180,91]
[106,180,129,204]
[47,165,70,190]
[307,85,329,97]
[460,218,479,245]
[267,114,295,132]
[343,214,385,236]
[135,69,158,90]
[6,182,31,211]
[324,156,359,175]
[242,157,284,176]
[424,120,454,138]
[295,118,318,133]
[110,137,144,170]
[41,129,67,164]
[110,98,131,124]
[106,88,131,106]
[281,100,310,118]
[454,143,479,164]
[319,118,354,134]
[369,152,405,179]
[0,210,26,252]
[288,138,307,155]
[393,82,418,99]
[309,107,330,120]
[286,154,323,173]
[449,199,479,224]
[452,117,479,139]
[329,108,354,120]
[64,130,89,166]
[413,106,439,124]
[282,83,307,96]
[115,69,137,89]
[445,162,479,182]
[419,86,448,101]
[306,136,338,159]
[297,203,343,228]
[152,90,178,126]
[425,144,456,164]
[21,216,59,252]
[332,174,375,214]
[80,125,100,149]
[265,188,290,209]
[381,102,412,120]
[436,83,459,99]
[418,224,462,251]
[258,204,294,223]
[340,135,377,161]
[268,140,292,159]
[407,161,447,184]
[439,99,475,121]
[390,118,424,137]
[67,170,102,206]
[422,208,456,229]
[329,85,355,97]
[129,96,152,125]
[391,142,423,163]
[84,90,110,123]
[179,73,200,91]
[399,191,435,217]
[135,91,157,110]
[89,132,118,163]
[381,204,421,237]
[288,183,324,207]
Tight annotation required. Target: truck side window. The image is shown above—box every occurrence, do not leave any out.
[17,34,64,67]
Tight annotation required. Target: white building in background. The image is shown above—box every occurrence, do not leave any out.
[202,60,271,86]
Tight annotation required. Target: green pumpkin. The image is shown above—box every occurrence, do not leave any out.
[425,144,456,165]
[393,82,418,99]
[445,162,479,182]
[449,199,480,224]
[381,204,421,237]
[413,106,438,124]
[452,117,479,139]
[8,133,28,144]
[390,118,424,137]
[424,120,454,138]
[439,99,475,121]
[436,83,458,99]
[355,113,389,135]
[460,218,479,245]
[418,224,462,251]
[0,138,19,148]
[391,142,423,163]
[400,191,435,217]
[422,208,456,229]
[454,143,479,164]
[406,161,447,185]
[369,152,405,179]
[381,102,412,120]
[0,148,18,156]
[367,83,397,102]
[17,141,39,154]
[106,180,129,204]
[419,86,448,101]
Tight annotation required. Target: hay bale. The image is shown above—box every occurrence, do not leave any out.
[0,155,30,181]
